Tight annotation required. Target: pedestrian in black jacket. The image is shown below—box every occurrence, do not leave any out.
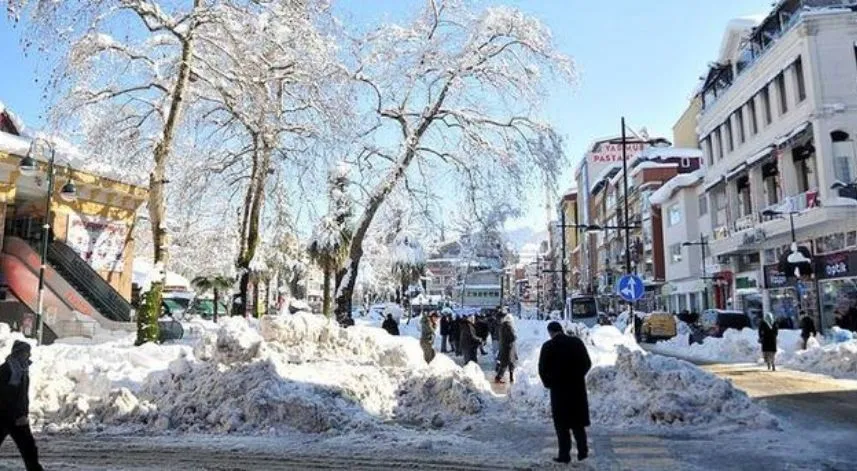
[475,315,489,355]
[449,316,461,355]
[799,312,817,350]
[439,314,451,353]
[459,316,483,365]
[539,322,592,463]
[381,314,399,336]
[0,341,43,471]
[494,312,518,384]
[759,312,779,371]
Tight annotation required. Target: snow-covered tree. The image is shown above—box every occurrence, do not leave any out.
[333,0,573,322]
[8,0,221,344]
[390,232,426,313]
[308,165,353,317]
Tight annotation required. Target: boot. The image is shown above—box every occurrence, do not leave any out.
[509,369,514,383]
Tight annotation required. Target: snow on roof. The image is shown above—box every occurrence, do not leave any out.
[562,186,577,197]
[0,101,28,137]
[649,169,704,206]
[718,17,763,63]
[637,146,703,160]
[630,161,679,178]
[589,164,621,192]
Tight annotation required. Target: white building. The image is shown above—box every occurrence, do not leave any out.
[696,2,857,330]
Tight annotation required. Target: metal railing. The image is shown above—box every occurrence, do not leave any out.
[45,240,132,322]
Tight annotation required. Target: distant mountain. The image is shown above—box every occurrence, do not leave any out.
[505,227,548,250]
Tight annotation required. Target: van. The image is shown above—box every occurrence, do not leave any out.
[640,312,677,343]
[700,309,752,337]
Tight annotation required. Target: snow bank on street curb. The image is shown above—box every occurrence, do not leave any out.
[509,325,777,431]
[651,327,857,379]
[1,315,496,435]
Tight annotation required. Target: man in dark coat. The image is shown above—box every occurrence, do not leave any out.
[799,311,817,350]
[539,322,592,463]
[459,315,483,365]
[439,314,451,353]
[449,315,461,356]
[0,341,43,471]
[494,312,518,383]
[474,315,490,355]
[759,312,779,371]
[381,314,399,336]
[487,312,501,359]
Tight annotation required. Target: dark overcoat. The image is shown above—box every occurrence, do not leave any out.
[538,333,592,428]
[497,318,518,365]
[758,322,778,353]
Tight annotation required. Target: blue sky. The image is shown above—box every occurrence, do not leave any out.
[0,0,772,234]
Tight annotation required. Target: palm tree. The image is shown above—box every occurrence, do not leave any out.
[308,217,351,317]
[191,275,233,323]
[391,235,426,322]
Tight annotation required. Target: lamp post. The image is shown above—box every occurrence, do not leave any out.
[683,236,710,311]
[553,220,590,319]
[762,207,810,314]
[18,138,77,345]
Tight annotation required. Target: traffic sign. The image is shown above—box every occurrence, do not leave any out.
[616,274,644,302]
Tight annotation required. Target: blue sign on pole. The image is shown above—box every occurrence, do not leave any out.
[616,274,644,302]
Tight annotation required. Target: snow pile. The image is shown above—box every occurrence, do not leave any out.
[587,347,777,429]
[780,338,857,379]
[509,324,776,431]
[8,315,496,435]
[652,328,803,364]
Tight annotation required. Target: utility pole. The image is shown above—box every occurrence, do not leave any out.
[560,209,568,319]
[621,117,638,339]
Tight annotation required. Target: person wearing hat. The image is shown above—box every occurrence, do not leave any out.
[420,311,441,363]
[0,340,43,470]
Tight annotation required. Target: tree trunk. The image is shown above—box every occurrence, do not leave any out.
[322,268,331,317]
[213,288,220,324]
[136,7,199,345]
[233,144,270,316]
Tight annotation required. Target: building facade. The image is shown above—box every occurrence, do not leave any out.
[696,2,857,330]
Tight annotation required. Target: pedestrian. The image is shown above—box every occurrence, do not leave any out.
[439,313,451,353]
[342,313,356,328]
[420,312,440,363]
[449,315,461,356]
[475,314,490,355]
[460,315,483,365]
[381,313,399,336]
[495,310,518,384]
[0,341,43,471]
[539,321,591,463]
[759,312,779,371]
[488,310,501,360]
[799,311,817,350]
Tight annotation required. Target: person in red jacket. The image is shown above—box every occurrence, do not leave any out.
[0,340,43,471]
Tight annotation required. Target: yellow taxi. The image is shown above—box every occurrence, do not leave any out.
[640,312,678,343]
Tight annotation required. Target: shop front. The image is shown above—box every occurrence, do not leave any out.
[735,271,762,326]
[764,264,800,328]
[815,250,857,331]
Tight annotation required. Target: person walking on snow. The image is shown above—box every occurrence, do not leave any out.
[475,315,490,355]
[439,313,451,353]
[494,310,518,384]
[759,312,779,371]
[381,313,400,336]
[0,341,43,471]
[420,312,440,363]
[449,315,461,356]
[799,311,817,350]
[539,322,592,464]
[460,315,483,365]
[488,310,501,361]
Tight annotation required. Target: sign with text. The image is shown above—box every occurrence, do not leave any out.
[589,142,646,163]
[66,213,129,272]
[815,250,857,280]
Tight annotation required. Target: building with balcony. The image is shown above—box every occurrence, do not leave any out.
[696,1,857,330]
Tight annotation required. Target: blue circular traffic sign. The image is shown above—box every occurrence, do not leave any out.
[616,274,644,302]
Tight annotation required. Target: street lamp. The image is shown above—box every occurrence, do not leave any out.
[762,207,812,314]
[682,236,710,311]
[19,137,77,345]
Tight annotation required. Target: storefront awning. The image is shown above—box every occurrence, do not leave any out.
[726,162,748,180]
[775,121,812,146]
[747,145,774,166]
[703,176,726,192]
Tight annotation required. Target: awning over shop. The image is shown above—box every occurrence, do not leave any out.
[703,175,725,192]
[747,145,774,166]
[775,121,812,146]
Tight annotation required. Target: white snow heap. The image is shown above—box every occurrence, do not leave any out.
[11,314,496,435]
[509,324,777,430]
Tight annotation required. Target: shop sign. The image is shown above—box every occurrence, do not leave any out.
[815,250,857,280]
[764,264,790,289]
[736,275,758,289]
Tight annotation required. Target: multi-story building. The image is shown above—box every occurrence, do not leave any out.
[559,188,581,293]
[696,2,857,330]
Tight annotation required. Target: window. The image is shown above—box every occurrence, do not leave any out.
[748,99,758,135]
[736,110,745,144]
[775,72,788,115]
[704,136,714,166]
[714,128,723,161]
[832,131,854,184]
[698,194,708,216]
[724,122,733,153]
[761,86,772,125]
[668,204,682,226]
[794,57,806,102]
[670,244,683,264]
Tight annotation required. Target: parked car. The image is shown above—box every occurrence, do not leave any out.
[700,309,752,337]
[640,312,677,343]
[161,291,195,320]
[187,296,229,319]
